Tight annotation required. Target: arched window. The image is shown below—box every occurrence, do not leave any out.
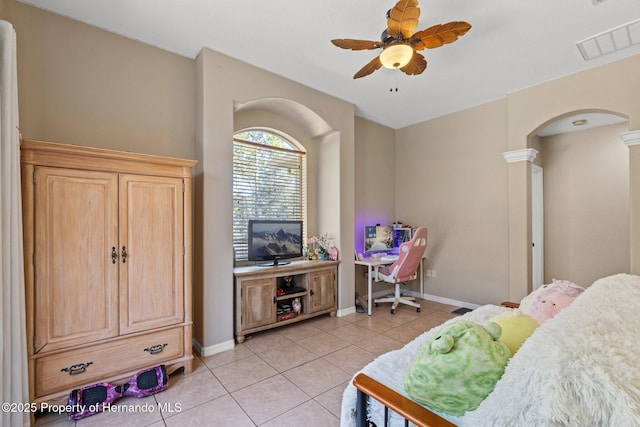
[233,129,306,261]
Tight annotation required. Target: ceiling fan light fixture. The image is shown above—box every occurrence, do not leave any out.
[380,43,413,69]
[332,0,471,79]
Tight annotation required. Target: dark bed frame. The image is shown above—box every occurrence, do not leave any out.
[353,373,455,427]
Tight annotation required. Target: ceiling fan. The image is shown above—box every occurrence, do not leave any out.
[331,0,471,79]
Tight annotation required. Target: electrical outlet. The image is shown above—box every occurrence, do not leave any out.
[432,269,437,277]
[426,269,432,277]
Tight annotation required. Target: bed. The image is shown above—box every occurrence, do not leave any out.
[340,273,640,427]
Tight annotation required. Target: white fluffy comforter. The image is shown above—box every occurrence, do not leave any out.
[340,273,640,427]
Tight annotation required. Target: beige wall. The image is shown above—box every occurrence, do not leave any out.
[506,55,640,299]
[394,56,640,305]
[5,0,195,159]
[354,116,396,250]
[395,100,510,305]
[353,117,395,299]
[542,123,630,286]
[196,48,356,350]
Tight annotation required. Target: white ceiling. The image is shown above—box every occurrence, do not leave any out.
[17,0,640,129]
[537,112,628,137]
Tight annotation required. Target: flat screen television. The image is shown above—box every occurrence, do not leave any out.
[248,220,303,266]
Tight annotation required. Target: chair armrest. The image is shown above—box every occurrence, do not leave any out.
[500,301,520,308]
[352,373,456,427]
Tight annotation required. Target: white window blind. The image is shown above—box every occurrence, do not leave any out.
[233,130,305,261]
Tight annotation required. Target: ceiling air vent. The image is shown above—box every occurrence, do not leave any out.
[576,18,640,60]
[591,0,609,5]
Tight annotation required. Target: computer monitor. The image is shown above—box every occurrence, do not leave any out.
[393,227,412,249]
[364,225,394,253]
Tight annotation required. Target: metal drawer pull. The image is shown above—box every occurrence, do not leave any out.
[111,246,117,264]
[144,343,168,355]
[61,362,93,375]
[121,246,128,263]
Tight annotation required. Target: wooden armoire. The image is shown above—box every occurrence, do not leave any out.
[20,139,196,403]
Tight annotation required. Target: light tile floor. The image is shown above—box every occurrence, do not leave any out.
[34,299,461,426]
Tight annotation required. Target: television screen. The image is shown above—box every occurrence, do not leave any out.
[364,225,394,253]
[248,220,303,266]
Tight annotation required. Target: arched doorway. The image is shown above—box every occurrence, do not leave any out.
[530,111,629,288]
[503,56,640,302]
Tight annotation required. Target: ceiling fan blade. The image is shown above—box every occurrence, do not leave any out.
[400,51,427,75]
[353,56,383,79]
[387,0,420,39]
[411,21,471,50]
[331,39,382,50]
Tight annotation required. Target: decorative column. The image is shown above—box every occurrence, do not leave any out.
[621,130,640,147]
[621,130,640,274]
[502,148,538,164]
[502,148,538,301]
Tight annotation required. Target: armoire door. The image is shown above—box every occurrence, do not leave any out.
[34,167,119,353]
[118,174,185,334]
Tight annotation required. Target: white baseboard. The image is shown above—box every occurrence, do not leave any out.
[337,306,356,317]
[422,293,480,310]
[192,338,235,357]
[369,289,479,310]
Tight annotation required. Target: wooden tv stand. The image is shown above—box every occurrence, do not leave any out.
[233,260,339,343]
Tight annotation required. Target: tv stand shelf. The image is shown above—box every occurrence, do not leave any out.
[233,260,339,343]
[277,291,306,300]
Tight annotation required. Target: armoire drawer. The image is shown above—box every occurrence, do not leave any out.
[34,326,184,397]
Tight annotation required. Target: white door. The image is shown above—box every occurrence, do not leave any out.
[531,165,544,289]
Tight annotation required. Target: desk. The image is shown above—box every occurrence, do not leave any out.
[355,257,424,316]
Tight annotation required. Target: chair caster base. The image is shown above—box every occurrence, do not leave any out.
[416,307,421,313]
[390,308,395,314]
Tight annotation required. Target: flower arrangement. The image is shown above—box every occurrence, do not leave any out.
[307,233,331,260]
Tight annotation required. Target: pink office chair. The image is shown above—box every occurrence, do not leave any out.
[373,227,427,314]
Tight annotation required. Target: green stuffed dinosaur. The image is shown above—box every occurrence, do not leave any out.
[404,320,511,416]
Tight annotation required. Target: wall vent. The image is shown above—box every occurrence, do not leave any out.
[576,18,640,60]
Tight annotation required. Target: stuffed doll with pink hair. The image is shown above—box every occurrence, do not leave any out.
[519,279,585,325]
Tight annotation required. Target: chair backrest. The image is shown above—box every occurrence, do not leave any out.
[387,227,427,283]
